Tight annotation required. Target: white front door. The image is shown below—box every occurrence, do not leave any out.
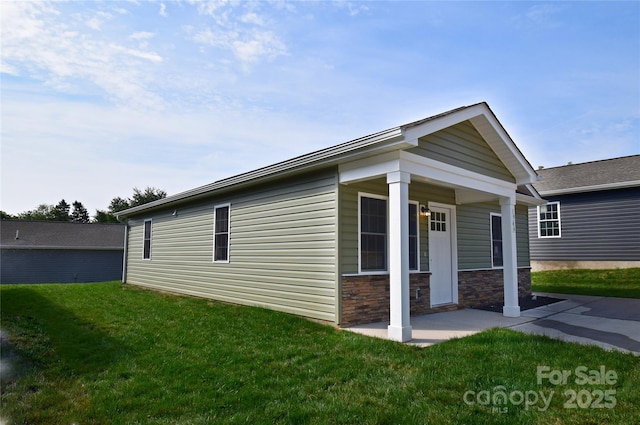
[429,204,455,306]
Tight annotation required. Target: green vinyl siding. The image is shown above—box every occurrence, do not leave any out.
[515,205,531,268]
[339,180,455,275]
[125,170,338,322]
[457,203,530,270]
[339,181,530,274]
[407,121,515,183]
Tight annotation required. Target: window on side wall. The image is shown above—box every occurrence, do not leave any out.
[490,213,503,268]
[143,219,152,260]
[538,201,561,238]
[214,204,230,262]
[409,202,419,271]
[359,195,388,272]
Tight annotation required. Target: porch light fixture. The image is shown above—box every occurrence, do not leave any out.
[420,205,430,217]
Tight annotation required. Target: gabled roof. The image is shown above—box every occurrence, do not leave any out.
[533,155,640,196]
[1,221,125,250]
[117,102,539,219]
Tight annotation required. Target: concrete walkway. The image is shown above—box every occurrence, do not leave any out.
[346,293,640,354]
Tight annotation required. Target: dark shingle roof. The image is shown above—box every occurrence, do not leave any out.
[1,221,125,250]
[532,155,640,195]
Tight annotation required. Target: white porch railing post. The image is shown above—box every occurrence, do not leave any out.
[500,196,521,317]
[387,171,412,342]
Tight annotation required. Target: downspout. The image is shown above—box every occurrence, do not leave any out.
[117,214,128,285]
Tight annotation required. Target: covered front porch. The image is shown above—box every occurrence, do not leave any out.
[337,105,542,342]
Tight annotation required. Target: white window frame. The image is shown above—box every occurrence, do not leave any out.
[537,201,562,238]
[408,200,420,272]
[358,193,389,274]
[143,219,152,260]
[490,213,503,269]
[357,192,420,274]
[213,203,231,263]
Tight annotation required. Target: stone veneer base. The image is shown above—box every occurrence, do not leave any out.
[340,268,531,327]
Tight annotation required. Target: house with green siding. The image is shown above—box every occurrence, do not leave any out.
[117,102,543,342]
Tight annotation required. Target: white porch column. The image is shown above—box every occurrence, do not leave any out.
[387,171,412,342]
[500,196,520,317]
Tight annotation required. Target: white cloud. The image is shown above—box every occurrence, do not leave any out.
[241,12,264,25]
[510,3,566,29]
[129,31,155,49]
[130,31,155,40]
[1,1,165,109]
[185,0,288,64]
[159,3,168,17]
[192,26,286,64]
[0,61,19,76]
[232,31,286,63]
[85,11,112,30]
[1,92,351,214]
[1,1,637,215]
[194,0,236,25]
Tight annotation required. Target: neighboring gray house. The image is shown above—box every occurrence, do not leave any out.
[529,155,640,271]
[117,102,544,342]
[1,221,125,284]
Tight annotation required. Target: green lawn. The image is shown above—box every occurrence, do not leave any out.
[1,282,639,424]
[532,268,640,298]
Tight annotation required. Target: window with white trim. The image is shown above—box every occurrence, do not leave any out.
[360,195,387,272]
[358,194,420,273]
[490,213,503,268]
[409,202,419,271]
[214,204,230,262]
[538,201,561,238]
[143,219,152,260]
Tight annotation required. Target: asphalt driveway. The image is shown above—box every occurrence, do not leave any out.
[512,293,640,354]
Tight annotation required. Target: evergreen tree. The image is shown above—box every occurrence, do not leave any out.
[71,201,90,223]
[52,199,71,221]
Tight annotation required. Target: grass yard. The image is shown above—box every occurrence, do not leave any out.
[532,268,640,298]
[1,282,639,425]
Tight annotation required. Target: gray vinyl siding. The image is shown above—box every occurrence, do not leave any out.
[407,121,515,182]
[529,187,640,261]
[125,170,338,322]
[457,203,530,270]
[1,249,123,284]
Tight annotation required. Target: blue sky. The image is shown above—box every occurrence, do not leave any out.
[2,1,639,216]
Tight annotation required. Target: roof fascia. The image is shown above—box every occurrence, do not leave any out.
[3,245,123,251]
[400,104,489,143]
[117,127,408,219]
[516,193,547,206]
[467,106,539,186]
[401,103,539,186]
[539,180,640,196]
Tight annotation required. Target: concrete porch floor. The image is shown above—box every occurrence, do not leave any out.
[346,307,536,348]
[345,292,640,354]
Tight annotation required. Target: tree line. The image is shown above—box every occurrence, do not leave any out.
[0,187,167,224]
